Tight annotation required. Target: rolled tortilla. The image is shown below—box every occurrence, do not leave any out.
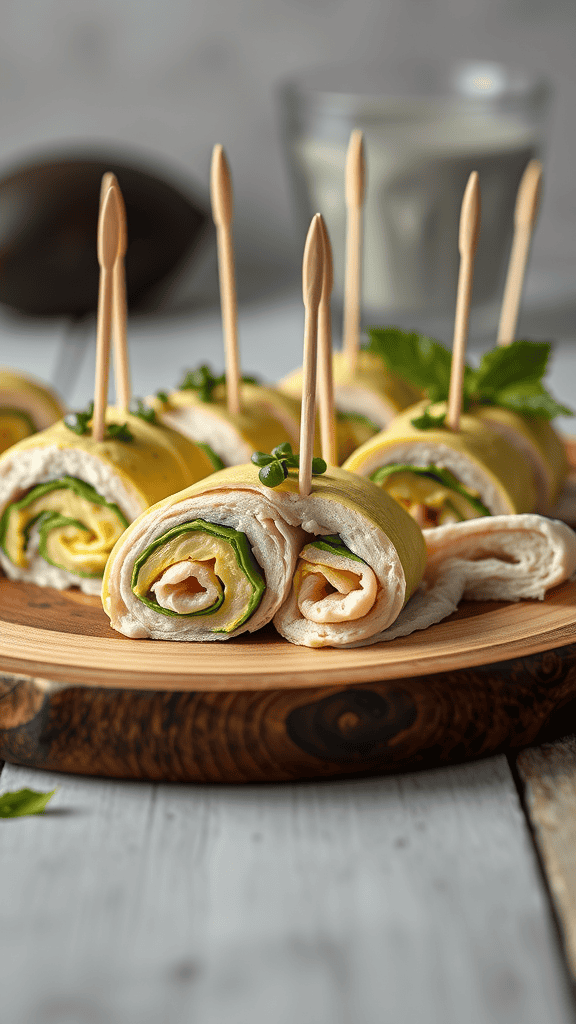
[476,406,567,512]
[150,379,303,467]
[102,464,426,644]
[0,409,216,595]
[0,369,65,453]
[279,350,421,437]
[374,514,576,645]
[271,467,427,648]
[103,463,305,639]
[343,401,537,526]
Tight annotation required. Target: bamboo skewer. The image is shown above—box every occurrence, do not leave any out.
[211,145,240,416]
[497,159,543,347]
[299,214,325,497]
[316,214,337,465]
[447,172,481,433]
[342,129,366,376]
[93,182,121,442]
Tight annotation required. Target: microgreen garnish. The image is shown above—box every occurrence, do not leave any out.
[104,422,133,441]
[179,365,259,403]
[410,407,447,430]
[64,402,94,435]
[366,330,573,420]
[155,390,169,404]
[129,398,156,424]
[63,402,133,441]
[0,788,57,818]
[251,443,327,488]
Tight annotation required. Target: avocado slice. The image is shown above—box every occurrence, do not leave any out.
[131,519,266,632]
[370,463,491,519]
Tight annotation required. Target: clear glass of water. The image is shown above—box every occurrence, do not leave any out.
[279,59,552,330]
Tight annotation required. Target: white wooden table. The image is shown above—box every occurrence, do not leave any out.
[1,293,576,1024]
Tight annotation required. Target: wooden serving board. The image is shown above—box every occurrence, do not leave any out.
[1,574,576,783]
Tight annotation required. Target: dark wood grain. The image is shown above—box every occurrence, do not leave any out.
[2,640,576,782]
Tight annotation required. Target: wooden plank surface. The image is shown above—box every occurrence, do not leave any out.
[1,759,574,1024]
[517,735,576,983]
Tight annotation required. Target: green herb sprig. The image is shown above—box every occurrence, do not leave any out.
[251,443,327,488]
[129,398,156,424]
[367,330,573,420]
[410,407,447,430]
[64,402,133,441]
[0,788,57,818]
[179,365,259,403]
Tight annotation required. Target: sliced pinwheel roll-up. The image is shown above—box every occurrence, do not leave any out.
[102,463,306,639]
[0,407,216,595]
[475,406,567,512]
[150,370,303,468]
[279,350,420,443]
[102,463,426,644]
[271,466,427,648]
[343,401,537,527]
[0,369,65,452]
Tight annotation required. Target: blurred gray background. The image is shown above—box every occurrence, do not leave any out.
[1,0,574,289]
[0,0,574,409]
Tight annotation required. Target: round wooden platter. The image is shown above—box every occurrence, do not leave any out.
[1,571,576,783]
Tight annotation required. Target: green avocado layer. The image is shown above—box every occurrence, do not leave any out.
[131,518,266,631]
[309,534,366,565]
[0,476,129,576]
[370,463,491,518]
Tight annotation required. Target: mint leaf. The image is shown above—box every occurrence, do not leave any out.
[0,787,57,818]
[495,382,573,419]
[367,327,474,406]
[410,407,447,430]
[471,340,551,397]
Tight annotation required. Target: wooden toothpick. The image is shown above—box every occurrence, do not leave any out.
[342,129,366,375]
[93,182,121,442]
[316,214,337,465]
[100,174,131,411]
[447,172,481,433]
[497,159,543,346]
[211,144,240,416]
[299,214,325,497]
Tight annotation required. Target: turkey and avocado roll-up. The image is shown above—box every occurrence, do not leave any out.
[0,369,65,452]
[102,463,306,639]
[343,401,537,527]
[475,406,567,512]
[102,463,426,645]
[272,466,426,648]
[151,370,303,468]
[0,408,216,594]
[279,349,420,444]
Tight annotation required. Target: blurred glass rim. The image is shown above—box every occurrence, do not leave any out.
[279,58,553,120]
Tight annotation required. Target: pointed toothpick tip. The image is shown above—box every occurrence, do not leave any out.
[345,129,366,209]
[211,143,233,228]
[302,214,325,312]
[459,171,481,258]
[317,213,333,301]
[515,159,543,230]
[97,183,121,271]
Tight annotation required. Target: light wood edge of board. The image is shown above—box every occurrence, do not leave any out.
[0,579,575,691]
